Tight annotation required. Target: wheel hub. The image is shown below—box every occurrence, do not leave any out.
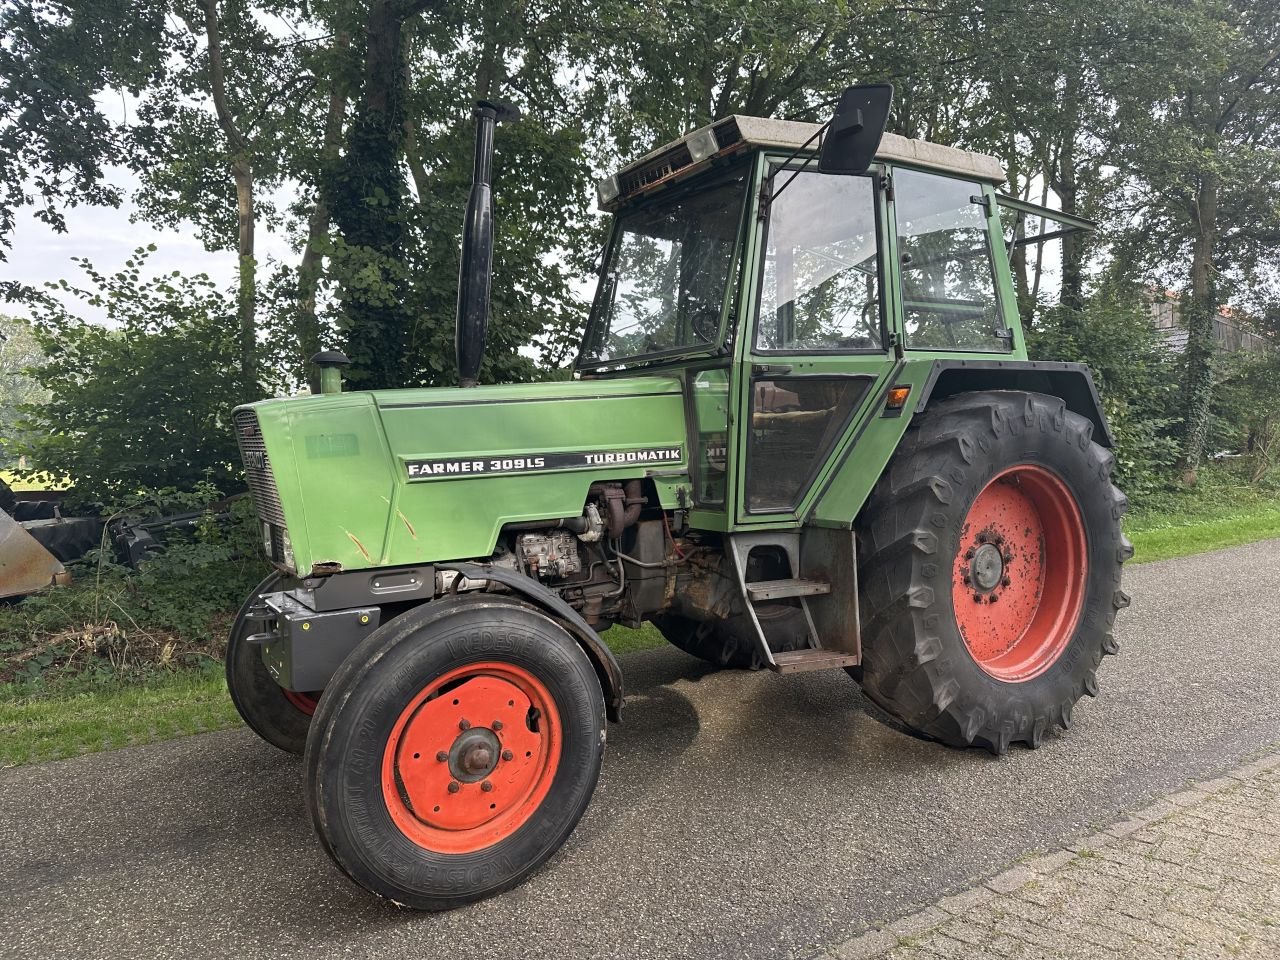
[969,542,1005,592]
[449,727,500,782]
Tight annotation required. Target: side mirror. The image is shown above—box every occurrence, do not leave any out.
[818,84,894,176]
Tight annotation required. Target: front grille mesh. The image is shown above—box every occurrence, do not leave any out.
[233,409,287,527]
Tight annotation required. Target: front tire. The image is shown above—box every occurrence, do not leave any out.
[225,572,319,754]
[855,391,1131,754]
[304,595,605,910]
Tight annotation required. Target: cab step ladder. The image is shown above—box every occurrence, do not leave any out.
[728,531,860,674]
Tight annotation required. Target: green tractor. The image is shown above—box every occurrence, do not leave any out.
[227,85,1129,909]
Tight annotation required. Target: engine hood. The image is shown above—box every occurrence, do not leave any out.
[236,376,689,573]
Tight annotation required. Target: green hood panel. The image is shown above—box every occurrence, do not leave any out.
[241,377,688,573]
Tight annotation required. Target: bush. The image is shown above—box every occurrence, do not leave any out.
[1027,301,1182,503]
[0,485,268,687]
[10,248,263,504]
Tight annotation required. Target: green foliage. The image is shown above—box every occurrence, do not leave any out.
[0,486,268,687]
[12,248,262,503]
[1210,348,1280,477]
[1027,301,1182,501]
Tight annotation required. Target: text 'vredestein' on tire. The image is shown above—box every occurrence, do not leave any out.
[855,390,1131,755]
[303,594,606,909]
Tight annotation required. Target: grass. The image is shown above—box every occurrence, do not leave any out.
[1125,481,1280,564]
[0,667,240,767]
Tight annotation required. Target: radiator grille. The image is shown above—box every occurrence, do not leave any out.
[233,409,287,527]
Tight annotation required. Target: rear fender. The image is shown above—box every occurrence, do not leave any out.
[916,360,1113,447]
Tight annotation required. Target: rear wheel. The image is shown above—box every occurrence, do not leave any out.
[225,573,319,754]
[855,391,1131,754]
[304,595,605,909]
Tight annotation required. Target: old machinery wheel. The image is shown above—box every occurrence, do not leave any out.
[653,603,808,670]
[304,595,605,909]
[854,391,1130,754]
[225,572,319,754]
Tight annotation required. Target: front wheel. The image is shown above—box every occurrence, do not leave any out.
[855,391,1131,754]
[304,595,605,909]
[225,572,319,754]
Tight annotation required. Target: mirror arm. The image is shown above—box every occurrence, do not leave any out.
[762,120,832,211]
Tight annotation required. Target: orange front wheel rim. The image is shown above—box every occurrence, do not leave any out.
[952,465,1088,683]
[380,662,561,854]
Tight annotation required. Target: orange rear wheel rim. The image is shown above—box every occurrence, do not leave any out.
[952,465,1087,682]
[380,662,561,854]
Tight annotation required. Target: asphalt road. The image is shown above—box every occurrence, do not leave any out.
[3,540,1280,960]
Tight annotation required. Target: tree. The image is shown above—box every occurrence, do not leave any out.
[13,249,261,502]
[1105,0,1280,483]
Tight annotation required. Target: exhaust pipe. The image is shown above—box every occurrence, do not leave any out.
[456,98,521,388]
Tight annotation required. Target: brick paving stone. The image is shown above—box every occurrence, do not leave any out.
[831,929,898,960]
[1024,850,1076,875]
[828,751,1280,960]
[985,865,1037,894]
[884,906,949,940]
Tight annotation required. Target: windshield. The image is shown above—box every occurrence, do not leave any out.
[579,169,748,366]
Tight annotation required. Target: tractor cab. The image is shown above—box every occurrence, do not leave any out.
[576,103,1055,531]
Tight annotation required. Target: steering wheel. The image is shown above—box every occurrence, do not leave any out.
[689,305,721,342]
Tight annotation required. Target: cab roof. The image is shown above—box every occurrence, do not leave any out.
[598,114,1005,211]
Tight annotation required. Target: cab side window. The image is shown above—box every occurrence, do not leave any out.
[894,169,1009,352]
[755,170,882,352]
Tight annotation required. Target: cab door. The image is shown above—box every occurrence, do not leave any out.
[732,162,901,526]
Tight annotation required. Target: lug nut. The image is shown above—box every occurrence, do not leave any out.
[989,593,999,603]
[459,718,471,731]
[481,780,493,792]
[1003,552,1014,563]
[1002,576,1011,587]
[502,750,513,761]
[962,574,971,585]
[492,720,503,731]
[973,593,983,603]
[436,751,449,762]
[448,782,460,794]
[965,548,976,560]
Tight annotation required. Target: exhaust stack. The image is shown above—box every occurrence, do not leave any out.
[456,99,521,388]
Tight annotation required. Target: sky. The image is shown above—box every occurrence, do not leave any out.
[2,165,296,327]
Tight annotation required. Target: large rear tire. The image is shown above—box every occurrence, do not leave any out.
[855,391,1131,754]
[225,572,319,754]
[304,595,605,910]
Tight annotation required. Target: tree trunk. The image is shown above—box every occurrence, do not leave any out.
[232,155,256,386]
[199,0,256,390]
[330,0,438,389]
[296,36,350,392]
[1180,170,1220,485]
[1053,71,1085,313]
